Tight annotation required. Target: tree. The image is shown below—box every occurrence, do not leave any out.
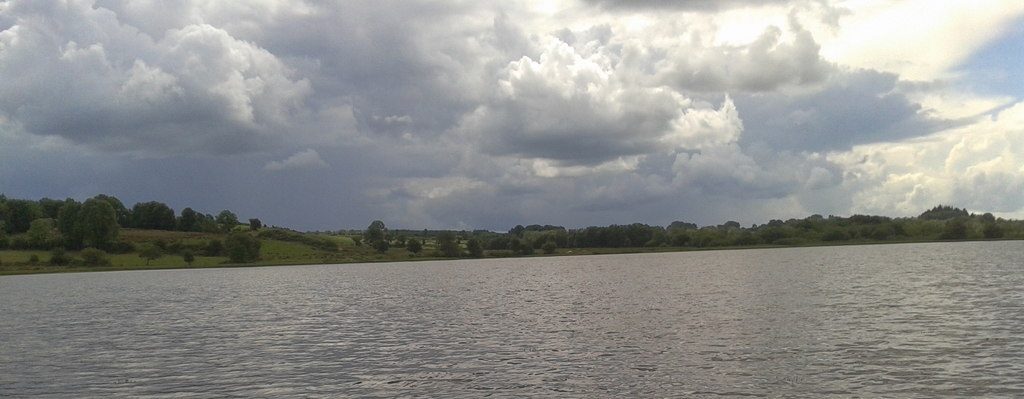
[94,194,131,227]
[939,218,968,240]
[436,231,460,257]
[406,238,423,254]
[216,210,240,232]
[224,232,261,263]
[131,202,176,230]
[182,249,195,266]
[365,220,386,243]
[80,198,120,249]
[26,218,57,249]
[466,238,483,258]
[4,200,41,234]
[983,223,1004,239]
[57,199,83,249]
[373,239,390,254]
[138,244,162,265]
[248,218,262,231]
[177,207,201,232]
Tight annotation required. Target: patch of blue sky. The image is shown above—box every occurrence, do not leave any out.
[954,17,1024,100]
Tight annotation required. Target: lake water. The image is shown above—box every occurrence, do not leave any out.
[2,241,1023,397]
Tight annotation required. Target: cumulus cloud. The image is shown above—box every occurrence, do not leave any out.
[264,149,328,171]
[830,102,1024,217]
[0,0,311,155]
[1,0,1021,229]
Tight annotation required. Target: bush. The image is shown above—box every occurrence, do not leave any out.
[406,238,423,254]
[224,232,261,263]
[182,249,195,266]
[138,243,163,265]
[29,254,40,264]
[49,248,71,266]
[80,248,111,266]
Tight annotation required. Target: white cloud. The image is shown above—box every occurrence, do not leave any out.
[820,0,1024,81]
[264,149,328,171]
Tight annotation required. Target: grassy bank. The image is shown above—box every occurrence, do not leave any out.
[1,227,1019,276]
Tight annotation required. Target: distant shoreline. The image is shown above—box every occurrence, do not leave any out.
[3,237,1019,277]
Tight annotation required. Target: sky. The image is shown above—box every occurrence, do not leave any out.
[1,0,1023,231]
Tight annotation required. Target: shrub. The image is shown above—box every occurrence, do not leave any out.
[29,254,40,264]
[80,248,111,266]
[49,248,71,266]
[138,243,163,265]
[224,232,261,263]
[406,239,423,254]
[182,249,195,266]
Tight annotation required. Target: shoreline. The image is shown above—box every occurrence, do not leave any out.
[2,238,1019,277]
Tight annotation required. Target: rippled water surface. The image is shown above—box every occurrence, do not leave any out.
[3,241,1024,397]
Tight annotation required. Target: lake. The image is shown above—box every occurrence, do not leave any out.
[2,241,1023,397]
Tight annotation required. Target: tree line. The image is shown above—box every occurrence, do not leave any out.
[0,194,262,265]
[347,205,1024,258]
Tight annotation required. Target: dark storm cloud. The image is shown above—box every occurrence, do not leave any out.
[734,70,954,151]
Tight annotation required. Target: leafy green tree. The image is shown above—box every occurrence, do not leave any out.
[37,198,65,219]
[939,218,968,240]
[80,198,120,249]
[216,210,240,232]
[131,202,176,230]
[4,200,41,234]
[436,231,460,257]
[27,218,57,249]
[80,248,110,266]
[138,244,162,265]
[94,194,131,227]
[177,207,201,231]
[249,218,262,231]
[224,232,261,263]
[983,223,1004,239]
[466,238,484,258]
[406,238,423,254]
[365,220,386,243]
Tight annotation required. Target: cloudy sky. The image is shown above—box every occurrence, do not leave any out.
[1,0,1023,230]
